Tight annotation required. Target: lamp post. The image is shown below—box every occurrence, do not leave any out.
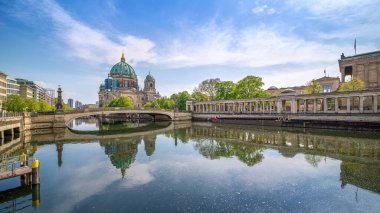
[56,85,63,113]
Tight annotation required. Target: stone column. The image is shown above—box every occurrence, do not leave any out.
[262,100,265,113]
[304,99,307,113]
[291,98,297,114]
[323,98,328,113]
[277,100,282,113]
[374,95,378,113]
[359,96,364,113]
[346,97,351,113]
[269,101,272,113]
[313,99,317,113]
[255,101,259,112]
[335,98,339,112]
[249,102,252,113]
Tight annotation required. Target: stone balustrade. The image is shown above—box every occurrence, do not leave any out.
[186,89,380,114]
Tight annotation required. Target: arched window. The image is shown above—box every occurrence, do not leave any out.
[150,83,153,88]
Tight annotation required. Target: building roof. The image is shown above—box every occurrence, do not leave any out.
[110,53,137,77]
[315,76,340,81]
[0,71,7,77]
[340,50,380,61]
[267,86,278,90]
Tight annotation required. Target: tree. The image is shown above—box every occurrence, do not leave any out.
[39,100,53,112]
[234,75,270,99]
[25,98,40,112]
[107,97,134,108]
[339,78,365,92]
[191,91,209,102]
[3,94,26,112]
[144,97,174,109]
[272,89,282,97]
[171,91,191,111]
[215,81,237,100]
[194,78,220,100]
[304,79,321,94]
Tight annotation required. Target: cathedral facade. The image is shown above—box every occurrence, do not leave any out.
[98,53,160,108]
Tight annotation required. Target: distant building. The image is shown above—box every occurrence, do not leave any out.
[6,77,20,95]
[0,71,7,110]
[75,100,83,109]
[19,84,34,99]
[339,50,380,89]
[315,76,340,93]
[267,76,340,96]
[67,98,74,108]
[83,104,96,109]
[16,78,55,106]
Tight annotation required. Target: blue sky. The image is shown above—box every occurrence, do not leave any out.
[0,0,379,104]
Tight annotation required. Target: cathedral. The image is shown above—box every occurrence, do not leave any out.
[98,52,160,108]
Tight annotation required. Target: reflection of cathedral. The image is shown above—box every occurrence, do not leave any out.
[144,135,156,156]
[102,140,139,178]
[100,135,157,178]
[98,52,161,108]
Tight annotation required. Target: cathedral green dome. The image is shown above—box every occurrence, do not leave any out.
[109,52,136,77]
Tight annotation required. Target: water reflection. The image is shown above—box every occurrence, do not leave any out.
[68,115,155,133]
[101,139,139,178]
[1,121,380,212]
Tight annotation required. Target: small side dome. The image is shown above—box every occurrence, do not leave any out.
[281,89,296,93]
[99,82,105,89]
[145,72,155,81]
[268,86,278,90]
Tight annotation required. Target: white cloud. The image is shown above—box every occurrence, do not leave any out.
[252,5,267,14]
[11,0,156,66]
[154,23,344,69]
[286,0,376,14]
[252,5,276,15]
[267,8,276,15]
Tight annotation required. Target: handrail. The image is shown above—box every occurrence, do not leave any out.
[0,112,23,118]
[0,158,33,174]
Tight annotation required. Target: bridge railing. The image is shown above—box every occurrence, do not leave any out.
[0,112,23,118]
[31,107,177,116]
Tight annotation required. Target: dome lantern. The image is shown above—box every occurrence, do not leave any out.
[121,51,125,63]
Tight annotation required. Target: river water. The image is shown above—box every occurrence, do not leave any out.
[1,118,380,212]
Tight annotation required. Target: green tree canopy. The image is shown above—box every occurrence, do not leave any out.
[234,75,270,99]
[107,96,134,108]
[339,78,365,92]
[3,95,56,112]
[144,97,174,109]
[193,78,220,100]
[304,79,321,94]
[39,100,54,112]
[171,91,191,111]
[25,98,40,112]
[191,91,209,102]
[215,81,237,100]
[3,94,26,112]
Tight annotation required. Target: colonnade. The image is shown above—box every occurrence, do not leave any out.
[186,90,380,114]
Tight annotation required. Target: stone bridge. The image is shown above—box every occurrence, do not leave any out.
[0,108,191,136]
[30,108,192,130]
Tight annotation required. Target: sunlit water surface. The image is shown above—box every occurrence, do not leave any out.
[1,118,380,212]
